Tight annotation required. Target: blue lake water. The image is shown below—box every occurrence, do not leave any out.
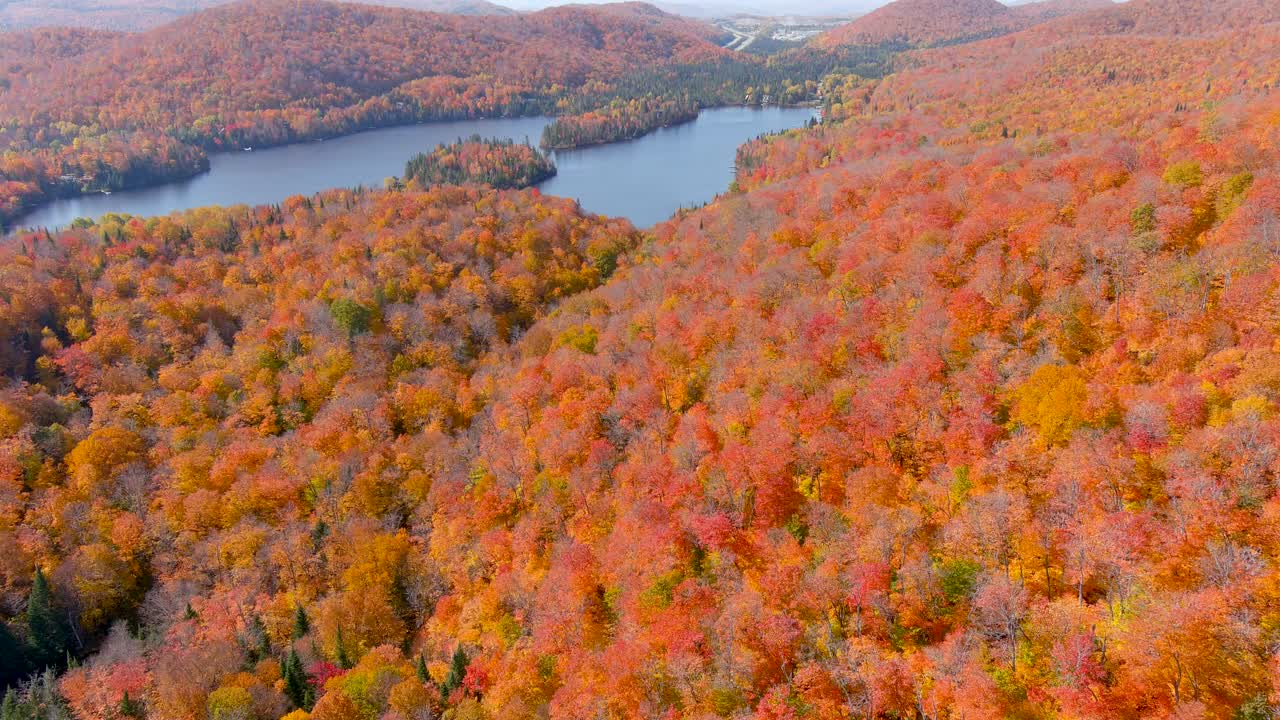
[15,106,816,229]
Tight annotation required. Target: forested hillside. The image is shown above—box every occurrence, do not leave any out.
[0,27,121,76]
[4,0,1280,718]
[0,0,513,32]
[817,0,1112,48]
[819,0,1010,47]
[0,184,640,717]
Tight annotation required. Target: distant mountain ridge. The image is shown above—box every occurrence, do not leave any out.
[0,26,121,68]
[1,0,726,112]
[378,0,516,15]
[0,0,516,31]
[1045,0,1280,36]
[817,0,1113,47]
[1008,0,1114,21]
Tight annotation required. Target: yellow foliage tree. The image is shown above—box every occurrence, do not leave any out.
[65,426,147,497]
[1011,364,1091,447]
[309,691,363,720]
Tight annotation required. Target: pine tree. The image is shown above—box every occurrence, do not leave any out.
[0,689,17,720]
[24,669,72,720]
[247,616,270,661]
[25,569,69,671]
[282,649,313,711]
[310,520,328,548]
[334,626,353,669]
[291,606,310,641]
[443,647,468,696]
[118,690,143,718]
[415,653,429,684]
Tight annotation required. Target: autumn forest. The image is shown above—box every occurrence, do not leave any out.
[3,0,1280,718]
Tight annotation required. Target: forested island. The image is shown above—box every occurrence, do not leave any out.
[541,96,700,149]
[403,136,556,189]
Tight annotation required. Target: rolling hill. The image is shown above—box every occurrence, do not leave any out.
[817,0,1112,47]
[0,0,725,127]
[0,0,518,32]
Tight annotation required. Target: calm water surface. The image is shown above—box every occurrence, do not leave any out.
[16,106,815,229]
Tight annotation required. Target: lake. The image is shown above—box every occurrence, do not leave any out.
[15,106,817,230]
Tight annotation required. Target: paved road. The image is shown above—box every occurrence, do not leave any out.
[720,26,758,51]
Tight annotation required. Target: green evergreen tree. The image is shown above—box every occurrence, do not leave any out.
[443,646,468,696]
[415,653,429,684]
[282,649,313,711]
[25,569,69,671]
[334,626,353,669]
[247,616,270,661]
[118,690,143,718]
[291,606,310,641]
[1,689,17,720]
[310,520,328,548]
[330,298,372,338]
[21,669,74,720]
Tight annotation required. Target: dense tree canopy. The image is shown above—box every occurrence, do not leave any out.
[4,0,1280,718]
[817,0,1113,48]
[0,0,518,32]
[541,96,700,150]
[403,137,556,190]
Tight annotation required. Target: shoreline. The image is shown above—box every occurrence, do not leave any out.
[8,104,819,232]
